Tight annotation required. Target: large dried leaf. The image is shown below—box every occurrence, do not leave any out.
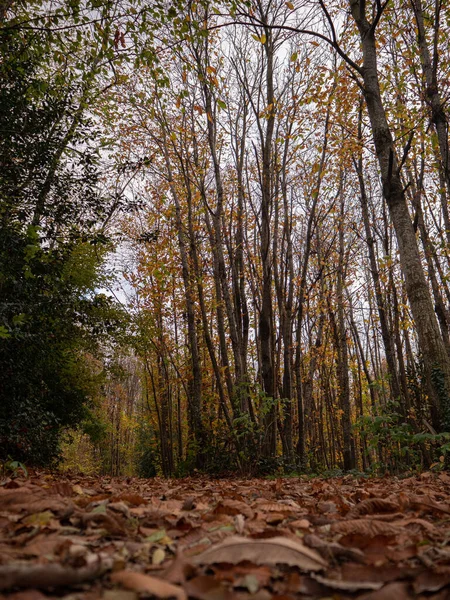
[413,568,450,593]
[408,494,450,515]
[360,582,412,600]
[213,500,253,519]
[255,502,297,514]
[111,570,186,600]
[184,575,233,600]
[192,536,327,571]
[330,519,404,537]
[347,498,399,517]
[0,557,111,590]
[303,533,365,562]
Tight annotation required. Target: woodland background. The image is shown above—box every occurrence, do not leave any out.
[2,0,450,478]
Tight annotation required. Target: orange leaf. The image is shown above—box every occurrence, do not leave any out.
[111,571,186,600]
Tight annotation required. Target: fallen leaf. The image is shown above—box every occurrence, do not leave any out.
[111,570,186,600]
[214,500,253,519]
[22,511,54,527]
[359,581,412,599]
[162,554,196,584]
[185,575,234,600]
[347,498,399,517]
[303,533,365,562]
[152,548,166,565]
[330,519,404,537]
[241,574,259,593]
[413,568,450,593]
[0,557,111,591]
[0,591,48,600]
[313,573,383,591]
[289,518,311,529]
[103,591,138,600]
[116,494,146,507]
[145,529,167,543]
[50,482,74,497]
[192,536,327,571]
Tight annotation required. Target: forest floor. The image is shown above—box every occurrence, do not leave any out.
[1,472,450,599]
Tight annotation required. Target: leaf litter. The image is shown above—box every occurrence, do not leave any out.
[1,472,450,599]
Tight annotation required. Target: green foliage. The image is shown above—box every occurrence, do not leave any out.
[60,430,100,475]
[356,402,450,474]
[0,459,28,479]
[135,421,159,477]
[0,3,125,466]
[431,365,450,432]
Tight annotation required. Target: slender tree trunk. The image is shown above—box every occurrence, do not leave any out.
[349,0,450,431]
[411,0,450,247]
[161,131,205,468]
[259,26,276,458]
[354,111,402,406]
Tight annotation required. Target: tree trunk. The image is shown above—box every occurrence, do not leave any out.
[349,0,450,431]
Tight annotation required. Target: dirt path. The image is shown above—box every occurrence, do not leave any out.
[1,471,450,599]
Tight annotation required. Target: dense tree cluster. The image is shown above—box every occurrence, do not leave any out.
[2,0,450,475]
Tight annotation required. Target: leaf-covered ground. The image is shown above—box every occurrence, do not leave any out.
[2,472,450,599]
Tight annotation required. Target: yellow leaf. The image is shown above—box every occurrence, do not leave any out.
[286,1,294,8]
[260,34,267,44]
[23,511,54,527]
[152,548,166,565]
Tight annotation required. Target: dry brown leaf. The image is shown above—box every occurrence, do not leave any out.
[359,582,412,599]
[115,494,146,507]
[330,519,404,537]
[413,568,450,593]
[303,533,365,563]
[213,500,253,520]
[211,562,272,587]
[80,510,125,535]
[255,502,297,514]
[408,494,450,516]
[347,498,399,517]
[162,555,197,584]
[438,473,450,485]
[22,535,67,557]
[289,518,311,529]
[192,535,327,571]
[184,575,234,600]
[49,482,74,497]
[313,573,384,591]
[0,557,110,590]
[265,512,285,525]
[103,591,138,600]
[0,591,48,600]
[111,570,186,600]
[340,562,419,583]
